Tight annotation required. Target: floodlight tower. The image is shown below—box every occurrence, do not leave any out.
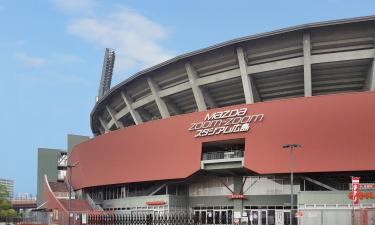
[97,48,115,101]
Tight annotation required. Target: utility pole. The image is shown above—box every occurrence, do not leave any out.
[282,144,301,225]
[67,162,78,225]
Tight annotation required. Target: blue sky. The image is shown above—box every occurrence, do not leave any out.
[0,0,374,196]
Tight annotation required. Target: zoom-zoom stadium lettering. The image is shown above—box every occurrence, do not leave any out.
[188,108,264,137]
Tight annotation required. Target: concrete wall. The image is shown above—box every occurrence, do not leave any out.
[298,191,375,205]
[298,209,351,225]
[100,195,189,209]
[37,134,89,206]
[98,194,290,210]
[37,148,64,206]
[67,134,90,154]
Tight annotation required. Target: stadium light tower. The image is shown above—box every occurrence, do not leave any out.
[282,144,301,225]
[97,48,115,101]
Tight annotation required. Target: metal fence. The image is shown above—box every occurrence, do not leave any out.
[353,208,375,225]
[1,209,374,225]
[87,213,193,225]
[0,211,51,224]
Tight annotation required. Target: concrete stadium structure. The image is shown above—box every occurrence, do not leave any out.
[91,16,375,135]
[39,16,375,225]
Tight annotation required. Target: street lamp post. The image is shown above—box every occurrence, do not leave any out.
[67,162,78,225]
[282,144,301,225]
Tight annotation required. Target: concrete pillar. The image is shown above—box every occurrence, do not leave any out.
[236,47,255,104]
[106,105,123,128]
[185,62,208,111]
[98,116,109,133]
[303,32,312,96]
[147,78,170,118]
[365,57,375,91]
[233,176,244,214]
[120,91,143,125]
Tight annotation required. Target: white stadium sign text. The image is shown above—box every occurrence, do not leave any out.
[188,108,264,137]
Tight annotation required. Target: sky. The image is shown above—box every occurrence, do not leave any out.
[0,0,374,196]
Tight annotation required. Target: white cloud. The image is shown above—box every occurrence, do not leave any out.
[66,8,174,75]
[15,72,91,87]
[14,52,84,67]
[14,53,47,67]
[52,0,94,14]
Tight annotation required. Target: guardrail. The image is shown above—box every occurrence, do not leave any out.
[54,192,74,199]
[202,150,244,161]
[86,193,103,211]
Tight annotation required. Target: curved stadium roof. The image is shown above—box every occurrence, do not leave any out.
[91,16,375,135]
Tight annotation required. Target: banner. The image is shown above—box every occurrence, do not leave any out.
[352,177,360,206]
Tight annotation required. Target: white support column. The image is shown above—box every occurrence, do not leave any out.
[120,91,143,125]
[365,53,375,91]
[370,58,375,91]
[303,32,312,96]
[185,62,208,111]
[106,105,123,128]
[236,47,255,104]
[147,78,170,118]
[98,116,109,133]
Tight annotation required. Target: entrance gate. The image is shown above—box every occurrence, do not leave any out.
[194,207,292,225]
[275,210,291,225]
[244,209,268,225]
[243,209,291,225]
[194,208,233,224]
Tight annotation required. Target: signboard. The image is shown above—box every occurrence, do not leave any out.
[53,209,58,220]
[348,191,375,200]
[359,183,375,189]
[146,200,166,205]
[188,108,264,137]
[352,177,360,206]
[226,194,246,199]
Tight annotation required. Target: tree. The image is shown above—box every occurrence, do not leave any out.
[0,184,8,199]
[0,184,17,218]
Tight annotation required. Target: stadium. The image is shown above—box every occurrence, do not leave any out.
[39,16,375,225]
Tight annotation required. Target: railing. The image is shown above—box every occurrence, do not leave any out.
[202,150,244,161]
[88,213,195,225]
[1,211,52,224]
[86,192,104,211]
[54,191,75,199]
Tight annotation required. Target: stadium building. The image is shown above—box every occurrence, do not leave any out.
[38,16,375,225]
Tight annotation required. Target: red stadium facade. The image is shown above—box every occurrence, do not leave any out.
[69,91,375,189]
[39,17,375,225]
